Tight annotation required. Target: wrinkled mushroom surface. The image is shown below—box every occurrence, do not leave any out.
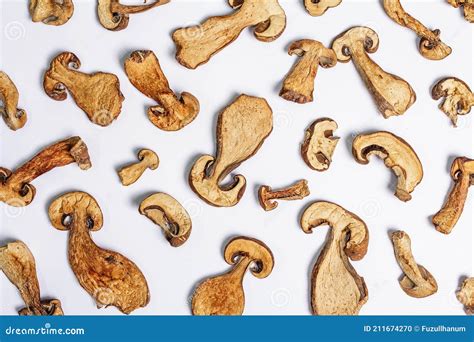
[258,179,310,211]
[301,118,339,171]
[0,71,27,131]
[448,0,474,22]
[118,149,159,186]
[457,278,474,315]
[304,0,342,16]
[29,0,74,25]
[432,77,473,127]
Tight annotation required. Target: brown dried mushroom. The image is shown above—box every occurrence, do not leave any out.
[118,149,159,186]
[189,94,273,207]
[0,137,91,207]
[432,157,474,234]
[280,40,337,104]
[0,71,27,131]
[139,192,192,247]
[432,77,474,127]
[304,0,342,16]
[0,241,63,315]
[98,0,169,31]
[332,27,416,118]
[192,237,274,315]
[301,201,368,315]
[172,0,286,69]
[352,131,423,202]
[258,179,310,211]
[124,50,200,131]
[383,0,451,60]
[391,231,437,298]
[457,278,474,315]
[448,0,474,22]
[301,118,339,171]
[48,191,149,314]
[44,52,124,127]
[29,0,74,26]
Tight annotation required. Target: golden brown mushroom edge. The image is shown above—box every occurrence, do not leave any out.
[304,0,342,16]
[29,0,74,26]
[0,71,27,131]
[301,118,340,171]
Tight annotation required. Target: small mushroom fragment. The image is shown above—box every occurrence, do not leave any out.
[447,0,474,22]
[391,231,437,298]
[301,118,339,171]
[432,77,474,127]
[352,131,423,202]
[48,191,149,314]
[139,192,192,247]
[98,0,169,31]
[172,0,286,69]
[280,40,337,104]
[382,0,451,60]
[0,71,27,131]
[258,179,310,211]
[0,241,63,316]
[192,237,274,315]
[457,278,474,315]
[304,0,342,16]
[29,0,74,26]
[432,157,474,234]
[118,149,159,186]
[0,136,91,207]
[124,50,199,131]
[43,52,124,127]
[189,94,273,207]
[301,201,368,315]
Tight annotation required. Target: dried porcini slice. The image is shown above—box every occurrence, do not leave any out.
[0,71,27,131]
[172,0,286,69]
[0,241,64,316]
[29,0,74,26]
[352,131,423,202]
[383,0,451,60]
[139,192,192,247]
[124,50,200,131]
[118,149,159,186]
[391,231,438,298]
[0,136,91,207]
[432,77,474,127]
[48,191,150,314]
[448,0,474,22]
[332,26,416,118]
[280,40,337,104]
[192,237,274,315]
[258,179,310,211]
[189,94,273,207]
[432,157,474,234]
[43,52,124,127]
[301,201,368,315]
[304,0,342,16]
[301,118,339,171]
[457,278,474,315]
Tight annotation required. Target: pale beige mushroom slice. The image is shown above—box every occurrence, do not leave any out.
[258,179,310,211]
[447,0,474,22]
[352,131,423,202]
[0,71,27,131]
[29,0,74,25]
[301,118,339,171]
[304,0,342,16]
[457,278,474,314]
[118,149,159,186]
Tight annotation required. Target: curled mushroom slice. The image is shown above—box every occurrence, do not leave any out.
[189,94,273,207]
[383,1,451,60]
[0,136,91,207]
[457,278,474,315]
[118,149,159,186]
[48,191,149,314]
[0,241,63,315]
[301,118,339,171]
[304,0,342,16]
[332,26,416,118]
[192,237,274,315]
[139,192,192,247]
[391,231,437,298]
[258,179,310,211]
[0,71,27,131]
[43,52,124,127]
[433,157,474,234]
[172,0,286,69]
[448,0,474,22]
[124,50,200,131]
[280,40,337,104]
[29,0,74,26]
[432,77,474,127]
[301,201,368,315]
[352,131,423,202]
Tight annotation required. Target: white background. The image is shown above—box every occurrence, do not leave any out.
[0,0,473,315]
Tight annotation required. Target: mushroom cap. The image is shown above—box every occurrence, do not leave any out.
[332,26,379,62]
[450,157,474,182]
[44,52,81,101]
[0,71,28,131]
[138,149,159,170]
[288,40,338,68]
[304,0,342,16]
[432,77,473,115]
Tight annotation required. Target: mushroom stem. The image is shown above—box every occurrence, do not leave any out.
[258,180,310,211]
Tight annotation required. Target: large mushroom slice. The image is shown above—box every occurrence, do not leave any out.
[304,0,342,16]
[0,71,27,131]
[447,0,474,22]
[301,118,339,171]
[29,0,74,26]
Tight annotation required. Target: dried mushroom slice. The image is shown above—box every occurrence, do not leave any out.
[124,50,200,131]
[48,191,150,314]
[280,40,337,104]
[29,0,74,26]
[391,231,437,298]
[0,241,63,315]
[0,71,27,131]
[352,131,423,202]
[301,201,368,315]
[139,192,192,247]
[118,149,159,186]
[172,0,286,69]
[192,237,274,315]
[189,94,273,207]
[457,278,474,315]
[258,179,310,211]
[0,136,91,207]
[43,52,124,127]
[301,118,339,171]
[304,0,342,16]
[448,0,474,22]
